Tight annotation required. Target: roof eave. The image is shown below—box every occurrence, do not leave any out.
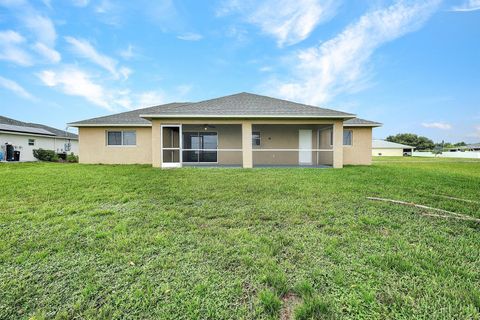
[139,114,356,119]
[344,123,383,127]
[68,123,151,127]
[0,129,77,139]
[373,147,415,149]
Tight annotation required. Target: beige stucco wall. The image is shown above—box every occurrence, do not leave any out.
[77,120,371,167]
[372,148,404,157]
[343,127,372,165]
[78,127,152,164]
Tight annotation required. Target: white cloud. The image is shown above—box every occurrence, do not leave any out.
[119,66,132,80]
[65,36,130,79]
[37,66,168,111]
[0,75,35,100]
[0,30,33,66]
[119,44,135,60]
[451,0,480,11]
[422,122,452,130]
[37,67,114,110]
[218,0,338,46]
[0,0,60,65]
[177,32,203,41]
[138,91,166,107]
[271,0,440,105]
[33,42,61,63]
[21,12,56,47]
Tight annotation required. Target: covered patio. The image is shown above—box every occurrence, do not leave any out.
[153,120,344,169]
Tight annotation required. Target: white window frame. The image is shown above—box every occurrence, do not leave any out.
[106,130,137,147]
[28,138,35,146]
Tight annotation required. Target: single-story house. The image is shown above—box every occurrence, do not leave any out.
[69,92,381,168]
[449,143,480,152]
[466,143,480,151]
[0,116,78,162]
[372,139,415,157]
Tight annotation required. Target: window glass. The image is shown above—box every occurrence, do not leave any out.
[123,131,136,145]
[107,131,122,145]
[202,132,217,150]
[28,139,35,146]
[182,132,218,162]
[252,131,261,146]
[343,130,353,146]
[330,129,333,146]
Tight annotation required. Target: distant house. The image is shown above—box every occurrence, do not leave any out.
[69,92,382,168]
[0,116,78,162]
[448,143,480,152]
[466,143,480,151]
[372,139,414,157]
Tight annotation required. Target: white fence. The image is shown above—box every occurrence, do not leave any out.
[413,151,480,159]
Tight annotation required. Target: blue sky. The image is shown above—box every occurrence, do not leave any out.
[0,0,479,143]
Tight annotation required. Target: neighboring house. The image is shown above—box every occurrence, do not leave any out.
[69,92,381,168]
[466,143,480,151]
[449,143,480,152]
[0,116,78,162]
[372,139,415,157]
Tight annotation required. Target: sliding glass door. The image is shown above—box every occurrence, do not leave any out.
[183,132,218,163]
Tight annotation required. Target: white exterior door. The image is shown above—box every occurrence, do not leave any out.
[298,129,312,164]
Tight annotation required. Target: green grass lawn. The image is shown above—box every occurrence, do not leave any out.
[1,159,479,319]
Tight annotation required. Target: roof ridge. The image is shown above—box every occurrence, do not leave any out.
[168,92,355,117]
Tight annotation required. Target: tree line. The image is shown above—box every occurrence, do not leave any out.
[386,133,467,151]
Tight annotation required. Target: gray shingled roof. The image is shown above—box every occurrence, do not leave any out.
[140,93,355,118]
[69,103,189,126]
[70,93,358,126]
[0,123,55,136]
[372,139,414,149]
[344,118,382,127]
[0,116,78,138]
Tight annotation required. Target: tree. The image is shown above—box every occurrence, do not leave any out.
[386,133,435,150]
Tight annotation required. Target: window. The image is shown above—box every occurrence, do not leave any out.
[107,130,136,146]
[183,132,218,162]
[123,131,136,145]
[28,139,35,146]
[252,131,261,146]
[65,140,71,152]
[330,129,333,146]
[343,130,353,146]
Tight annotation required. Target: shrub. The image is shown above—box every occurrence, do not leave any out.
[66,153,79,163]
[33,149,59,162]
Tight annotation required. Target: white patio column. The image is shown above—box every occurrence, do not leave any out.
[242,122,253,168]
[333,120,343,168]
